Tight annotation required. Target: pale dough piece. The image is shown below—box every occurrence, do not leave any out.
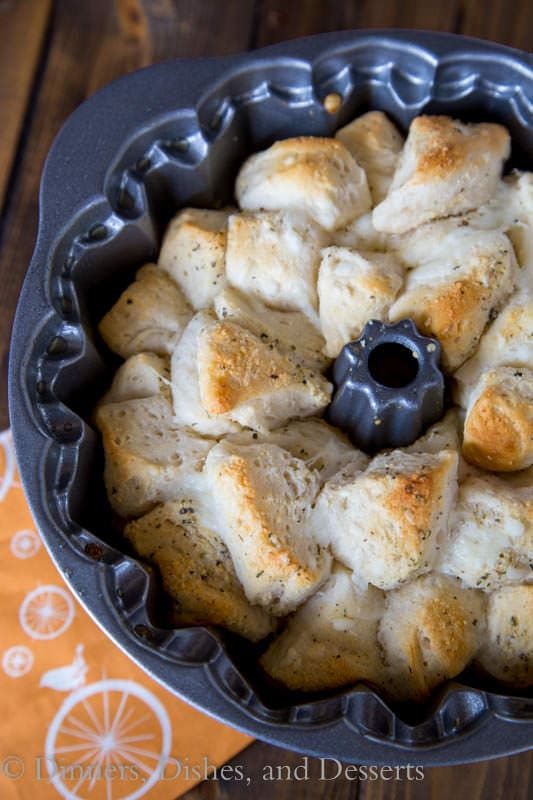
[387,175,528,269]
[98,264,192,358]
[336,110,404,203]
[404,409,462,455]
[227,418,363,482]
[98,353,170,406]
[260,565,386,692]
[437,473,533,591]
[225,209,328,323]
[378,573,485,702]
[158,207,231,309]
[476,585,533,687]
[95,393,213,519]
[503,172,533,292]
[332,211,390,251]
[318,246,404,357]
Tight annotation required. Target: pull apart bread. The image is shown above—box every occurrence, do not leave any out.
[477,585,533,687]
[310,446,459,590]
[95,390,212,519]
[461,366,533,472]
[99,264,192,358]
[372,115,510,234]
[335,110,405,204]
[377,574,486,703]
[260,564,386,692]
[158,208,231,309]
[125,498,275,641]
[205,440,331,615]
[96,110,532,702]
[437,474,533,590]
[318,247,404,358]
[171,311,331,434]
[388,227,517,371]
[454,292,533,471]
[227,417,357,481]
[236,136,371,230]
[225,209,328,324]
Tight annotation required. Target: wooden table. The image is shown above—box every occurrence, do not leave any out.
[0,1,531,798]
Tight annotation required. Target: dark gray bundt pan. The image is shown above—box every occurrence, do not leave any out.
[8,30,533,765]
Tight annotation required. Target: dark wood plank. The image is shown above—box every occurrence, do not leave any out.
[0,0,116,429]
[359,750,533,800]
[0,0,52,212]
[251,0,361,47]
[0,0,254,429]
[88,0,257,96]
[251,0,462,49]
[459,0,532,52]
[182,738,533,800]
[355,0,460,32]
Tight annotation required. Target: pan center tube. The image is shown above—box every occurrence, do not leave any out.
[327,319,445,453]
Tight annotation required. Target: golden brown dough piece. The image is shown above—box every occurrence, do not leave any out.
[311,448,458,590]
[389,230,516,371]
[453,291,533,407]
[125,499,275,642]
[170,311,241,437]
[260,565,386,692]
[197,319,331,432]
[236,136,371,231]
[98,264,192,358]
[205,440,330,615]
[462,366,533,472]
[373,116,510,234]
[213,286,329,372]
[476,585,533,687]
[378,574,486,702]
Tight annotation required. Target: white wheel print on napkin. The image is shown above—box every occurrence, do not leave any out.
[10,528,41,559]
[19,585,75,640]
[0,429,16,501]
[45,679,172,800]
[2,645,34,678]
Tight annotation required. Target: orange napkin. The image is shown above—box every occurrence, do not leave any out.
[0,429,252,800]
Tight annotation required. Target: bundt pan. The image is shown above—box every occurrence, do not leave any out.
[8,30,533,765]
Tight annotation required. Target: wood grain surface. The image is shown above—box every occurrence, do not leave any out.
[0,0,51,210]
[0,2,531,798]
